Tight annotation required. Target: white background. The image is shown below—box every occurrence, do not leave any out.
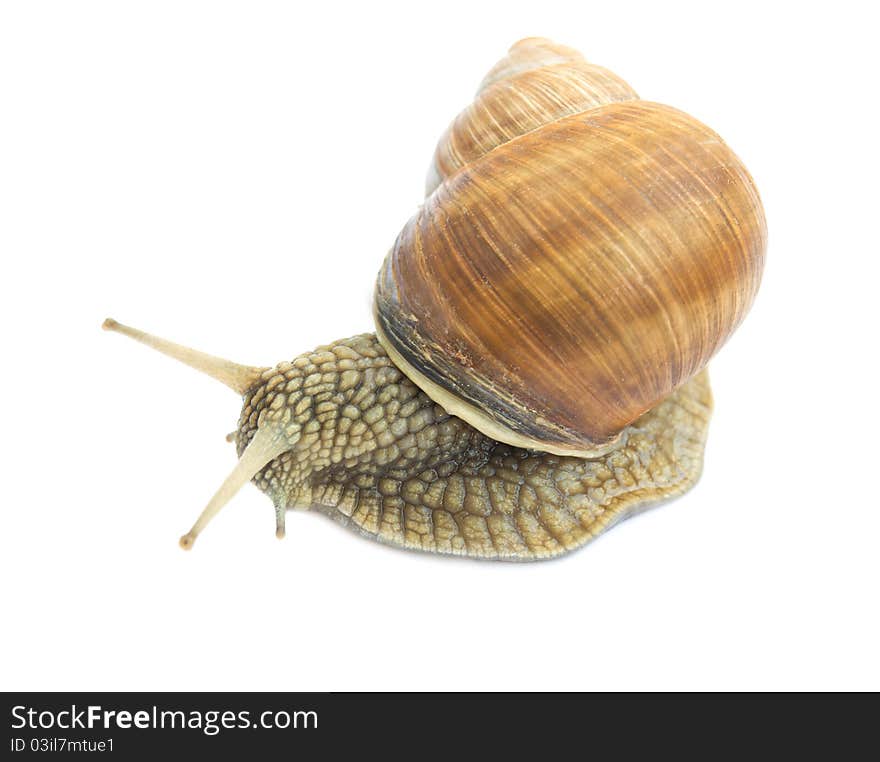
[2,1,877,691]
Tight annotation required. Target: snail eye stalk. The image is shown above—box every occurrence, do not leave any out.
[103,317,285,548]
[102,318,266,395]
[178,424,288,550]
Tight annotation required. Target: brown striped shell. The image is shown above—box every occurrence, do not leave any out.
[375,39,766,458]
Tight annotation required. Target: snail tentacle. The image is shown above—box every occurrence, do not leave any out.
[179,423,289,550]
[102,318,267,395]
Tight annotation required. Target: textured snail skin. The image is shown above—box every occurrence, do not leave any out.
[237,334,711,560]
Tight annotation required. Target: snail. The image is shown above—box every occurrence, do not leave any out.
[104,38,766,560]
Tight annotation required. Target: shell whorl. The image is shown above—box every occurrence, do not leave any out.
[477,37,587,90]
[426,38,639,195]
[377,40,767,458]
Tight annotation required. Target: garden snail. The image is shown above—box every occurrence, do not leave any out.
[104,38,766,560]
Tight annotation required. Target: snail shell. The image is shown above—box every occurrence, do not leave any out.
[376,40,766,458]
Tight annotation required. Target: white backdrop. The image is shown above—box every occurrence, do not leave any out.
[2,1,877,691]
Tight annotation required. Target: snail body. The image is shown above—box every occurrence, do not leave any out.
[104,39,765,559]
[237,334,711,559]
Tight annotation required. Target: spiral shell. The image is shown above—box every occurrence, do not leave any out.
[375,40,766,458]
